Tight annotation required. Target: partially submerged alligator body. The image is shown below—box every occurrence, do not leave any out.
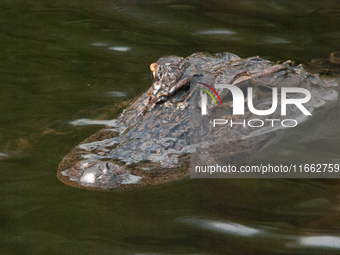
[57,52,338,191]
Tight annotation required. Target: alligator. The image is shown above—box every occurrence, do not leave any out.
[57,52,338,191]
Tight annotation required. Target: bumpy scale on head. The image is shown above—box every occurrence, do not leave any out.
[147,56,189,111]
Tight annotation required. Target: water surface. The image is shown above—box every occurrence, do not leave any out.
[1,1,340,254]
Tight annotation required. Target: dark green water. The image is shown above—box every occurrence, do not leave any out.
[1,1,340,254]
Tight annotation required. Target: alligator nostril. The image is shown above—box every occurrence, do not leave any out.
[106,162,111,170]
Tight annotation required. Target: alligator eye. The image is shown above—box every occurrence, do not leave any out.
[150,63,157,82]
[151,70,155,82]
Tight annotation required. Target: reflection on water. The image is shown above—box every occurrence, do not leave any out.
[181,217,340,251]
[69,119,120,127]
[1,0,340,254]
[180,218,262,236]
